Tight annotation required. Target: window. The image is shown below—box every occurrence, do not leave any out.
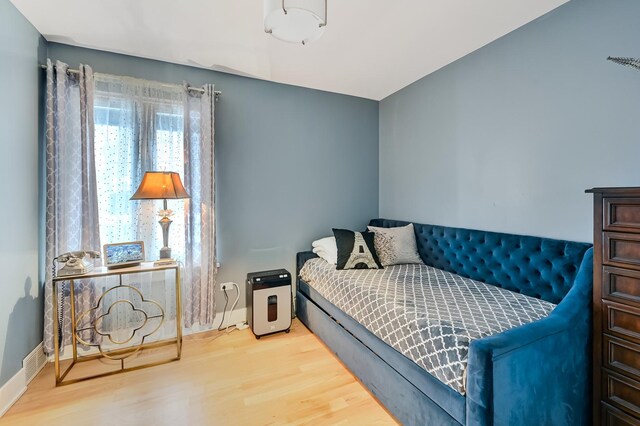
[44,66,217,357]
[93,81,188,261]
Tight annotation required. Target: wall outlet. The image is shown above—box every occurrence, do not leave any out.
[219,282,235,292]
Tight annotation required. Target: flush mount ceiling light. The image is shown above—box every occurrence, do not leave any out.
[264,0,327,45]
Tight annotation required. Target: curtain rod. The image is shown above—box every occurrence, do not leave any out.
[39,64,222,99]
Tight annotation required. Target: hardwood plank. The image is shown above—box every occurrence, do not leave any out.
[0,320,397,425]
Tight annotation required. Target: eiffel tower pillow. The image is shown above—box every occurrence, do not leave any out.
[333,228,383,270]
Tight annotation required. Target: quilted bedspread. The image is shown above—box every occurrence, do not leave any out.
[299,258,557,394]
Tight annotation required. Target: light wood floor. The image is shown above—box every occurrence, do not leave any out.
[1,320,397,425]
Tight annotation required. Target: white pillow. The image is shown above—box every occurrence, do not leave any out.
[367,223,423,266]
[312,236,336,252]
[312,237,337,265]
[313,247,337,265]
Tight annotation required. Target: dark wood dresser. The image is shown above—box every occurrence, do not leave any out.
[588,187,640,426]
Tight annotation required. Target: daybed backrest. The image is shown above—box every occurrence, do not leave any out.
[369,218,592,304]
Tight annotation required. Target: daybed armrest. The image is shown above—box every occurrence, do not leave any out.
[296,251,319,279]
[466,248,593,426]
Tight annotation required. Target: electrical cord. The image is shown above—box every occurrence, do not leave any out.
[217,286,229,332]
[216,282,241,333]
[225,282,240,333]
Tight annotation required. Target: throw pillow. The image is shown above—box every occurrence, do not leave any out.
[367,223,423,266]
[311,237,337,265]
[332,228,383,270]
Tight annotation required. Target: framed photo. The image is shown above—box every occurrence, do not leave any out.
[103,241,145,269]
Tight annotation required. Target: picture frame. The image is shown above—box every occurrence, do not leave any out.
[103,241,145,269]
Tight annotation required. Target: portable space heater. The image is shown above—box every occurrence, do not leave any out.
[246,269,292,339]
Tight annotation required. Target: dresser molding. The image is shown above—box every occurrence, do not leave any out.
[588,187,640,426]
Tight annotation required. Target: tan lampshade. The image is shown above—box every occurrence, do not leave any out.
[130,172,190,200]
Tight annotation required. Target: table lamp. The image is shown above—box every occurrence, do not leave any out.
[130,171,190,264]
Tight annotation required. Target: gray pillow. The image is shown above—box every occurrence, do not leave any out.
[367,223,423,266]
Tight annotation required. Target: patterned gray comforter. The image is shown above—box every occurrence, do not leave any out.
[299,259,557,394]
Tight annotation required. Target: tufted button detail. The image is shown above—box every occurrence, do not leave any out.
[390,220,590,305]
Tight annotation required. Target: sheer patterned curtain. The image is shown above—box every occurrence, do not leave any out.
[93,74,187,259]
[183,84,217,327]
[91,75,186,342]
[93,74,217,330]
[44,60,101,355]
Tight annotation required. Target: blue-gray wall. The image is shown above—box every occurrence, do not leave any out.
[0,0,46,387]
[379,0,640,243]
[47,43,380,315]
[5,0,639,391]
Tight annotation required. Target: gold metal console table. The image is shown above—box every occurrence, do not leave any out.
[52,262,182,386]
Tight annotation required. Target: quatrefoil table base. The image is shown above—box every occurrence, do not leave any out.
[52,263,182,386]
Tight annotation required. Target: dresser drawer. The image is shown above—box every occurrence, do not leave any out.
[605,334,640,382]
[603,369,640,419]
[605,198,640,233]
[604,267,640,308]
[601,402,640,426]
[605,233,640,270]
[604,301,640,343]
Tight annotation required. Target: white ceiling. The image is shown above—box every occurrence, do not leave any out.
[11,0,568,100]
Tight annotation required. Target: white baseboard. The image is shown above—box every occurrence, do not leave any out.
[0,369,25,417]
[215,306,247,330]
[0,341,47,418]
[0,368,26,417]
[185,307,247,334]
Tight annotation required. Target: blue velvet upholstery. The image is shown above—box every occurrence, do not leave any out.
[369,219,591,304]
[297,219,594,425]
[466,248,593,425]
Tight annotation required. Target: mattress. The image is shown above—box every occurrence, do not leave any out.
[299,258,557,394]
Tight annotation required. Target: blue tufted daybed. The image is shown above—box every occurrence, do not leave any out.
[296,219,593,426]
